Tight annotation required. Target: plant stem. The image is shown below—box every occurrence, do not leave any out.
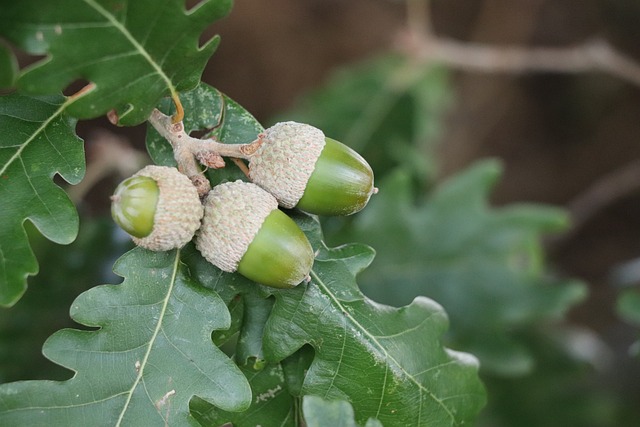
[147,109,262,194]
[149,109,259,160]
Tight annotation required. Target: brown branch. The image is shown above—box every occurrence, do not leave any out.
[148,109,258,161]
[401,1,640,88]
[405,36,640,87]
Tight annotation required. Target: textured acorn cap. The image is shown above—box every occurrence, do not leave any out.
[249,121,326,208]
[196,180,278,272]
[130,165,204,251]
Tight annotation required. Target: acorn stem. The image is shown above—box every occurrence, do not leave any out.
[148,108,262,163]
[148,109,263,194]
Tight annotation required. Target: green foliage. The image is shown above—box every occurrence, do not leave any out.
[0,0,231,125]
[0,248,252,426]
[4,1,636,426]
[0,94,85,307]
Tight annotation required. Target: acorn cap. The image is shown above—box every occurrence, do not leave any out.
[249,122,325,209]
[127,165,203,251]
[196,180,278,272]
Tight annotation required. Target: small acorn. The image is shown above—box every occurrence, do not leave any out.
[248,121,375,216]
[111,165,204,251]
[196,180,314,288]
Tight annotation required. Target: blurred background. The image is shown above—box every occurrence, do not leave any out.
[3,1,640,426]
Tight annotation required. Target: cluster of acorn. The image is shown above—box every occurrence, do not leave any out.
[110,122,375,288]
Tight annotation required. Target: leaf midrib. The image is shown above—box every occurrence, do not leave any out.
[0,99,70,178]
[114,249,181,426]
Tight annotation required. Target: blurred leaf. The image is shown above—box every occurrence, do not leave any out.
[478,330,627,427]
[0,248,251,425]
[281,54,451,186]
[617,289,640,356]
[618,289,640,326]
[263,243,487,426]
[0,44,17,89]
[0,0,231,125]
[345,160,587,376]
[303,395,383,427]
[191,363,295,427]
[0,93,84,306]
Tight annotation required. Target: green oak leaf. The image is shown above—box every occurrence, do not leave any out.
[263,243,487,426]
[345,161,587,376]
[0,0,231,125]
[0,247,251,426]
[303,396,383,427]
[0,93,84,307]
[190,363,296,427]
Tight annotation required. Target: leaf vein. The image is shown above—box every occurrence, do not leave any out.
[323,314,348,398]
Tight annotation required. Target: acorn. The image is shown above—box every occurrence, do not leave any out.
[195,180,314,288]
[111,165,204,251]
[248,121,375,216]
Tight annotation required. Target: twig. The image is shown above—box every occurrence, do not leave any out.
[148,109,260,160]
[147,109,262,194]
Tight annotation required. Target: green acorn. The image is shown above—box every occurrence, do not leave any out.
[248,121,375,216]
[195,180,314,288]
[111,165,204,251]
